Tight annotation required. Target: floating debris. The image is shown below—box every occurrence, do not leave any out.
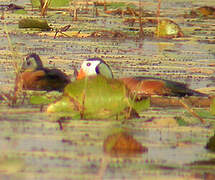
[123,17,156,26]
[0,3,24,11]
[105,6,152,17]
[91,30,127,38]
[54,24,71,39]
[184,6,215,18]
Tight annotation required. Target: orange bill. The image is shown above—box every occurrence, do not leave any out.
[77,68,86,80]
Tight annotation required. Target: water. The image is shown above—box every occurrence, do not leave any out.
[0,0,215,179]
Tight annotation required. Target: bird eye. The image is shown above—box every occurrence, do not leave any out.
[86,62,91,67]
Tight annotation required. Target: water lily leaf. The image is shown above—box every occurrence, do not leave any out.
[210,97,215,115]
[175,116,188,126]
[18,18,51,31]
[30,95,55,105]
[14,9,27,14]
[156,19,184,38]
[31,0,70,8]
[108,2,137,9]
[129,97,150,113]
[47,76,143,120]
[196,109,215,118]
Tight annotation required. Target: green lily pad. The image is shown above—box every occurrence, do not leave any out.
[156,19,184,38]
[129,97,150,114]
[197,109,215,119]
[29,91,62,105]
[47,76,149,120]
[210,97,215,115]
[31,0,70,8]
[30,95,54,105]
[14,9,27,14]
[108,2,137,9]
[18,18,51,31]
[175,116,188,126]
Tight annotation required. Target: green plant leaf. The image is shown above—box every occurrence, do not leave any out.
[14,9,27,14]
[108,2,137,9]
[18,18,51,31]
[197,109,215,118]
[30,95,54,105]
[175,116,188,126]
[129,97,150,113]
[210,97,215,115]
[47,76,142,120]
[205,133,215,152]
[31,0,70,8]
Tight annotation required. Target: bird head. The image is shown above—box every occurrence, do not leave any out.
[77,58,113,80]
[21,53,43,72]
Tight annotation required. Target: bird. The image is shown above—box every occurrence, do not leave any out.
[76,57,208,98]
[15,53,70,92]
[47,58,149,120]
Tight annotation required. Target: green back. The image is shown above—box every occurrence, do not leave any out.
[98,62,114,79]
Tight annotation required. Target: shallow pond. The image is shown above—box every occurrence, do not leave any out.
[0,0,215,179]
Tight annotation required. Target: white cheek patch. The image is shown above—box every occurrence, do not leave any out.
[81,60,101,76]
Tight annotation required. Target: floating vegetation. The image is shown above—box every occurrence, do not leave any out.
[90,30,127,39]
[0,3,24,11]
[175,116,188,126]
[31,0,70,8]
[18,18,51,31]
[1,0,215,179]
[205,133,215,152]
[156,19,184,38]
[210,98,215,115]
[185,6,215,18]
[105,6,153,17]
[95,1,137,10]
[105,7,138,16]
[47,76,149,120]
[30,94,58,105]
[7,3,24,11]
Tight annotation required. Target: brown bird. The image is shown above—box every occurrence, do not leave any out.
[77,58,207,98]
[15,53,70,92]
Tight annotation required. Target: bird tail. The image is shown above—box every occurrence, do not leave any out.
[187,89,208,97]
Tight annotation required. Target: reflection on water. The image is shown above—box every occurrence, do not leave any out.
[103,126,147,157]
[0,107,214,179]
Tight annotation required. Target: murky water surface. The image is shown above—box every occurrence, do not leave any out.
[0,0,215,179]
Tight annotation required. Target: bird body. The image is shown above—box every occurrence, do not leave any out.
[16,53,70,92]
[120,76,207,97]
[77,58,207,98]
